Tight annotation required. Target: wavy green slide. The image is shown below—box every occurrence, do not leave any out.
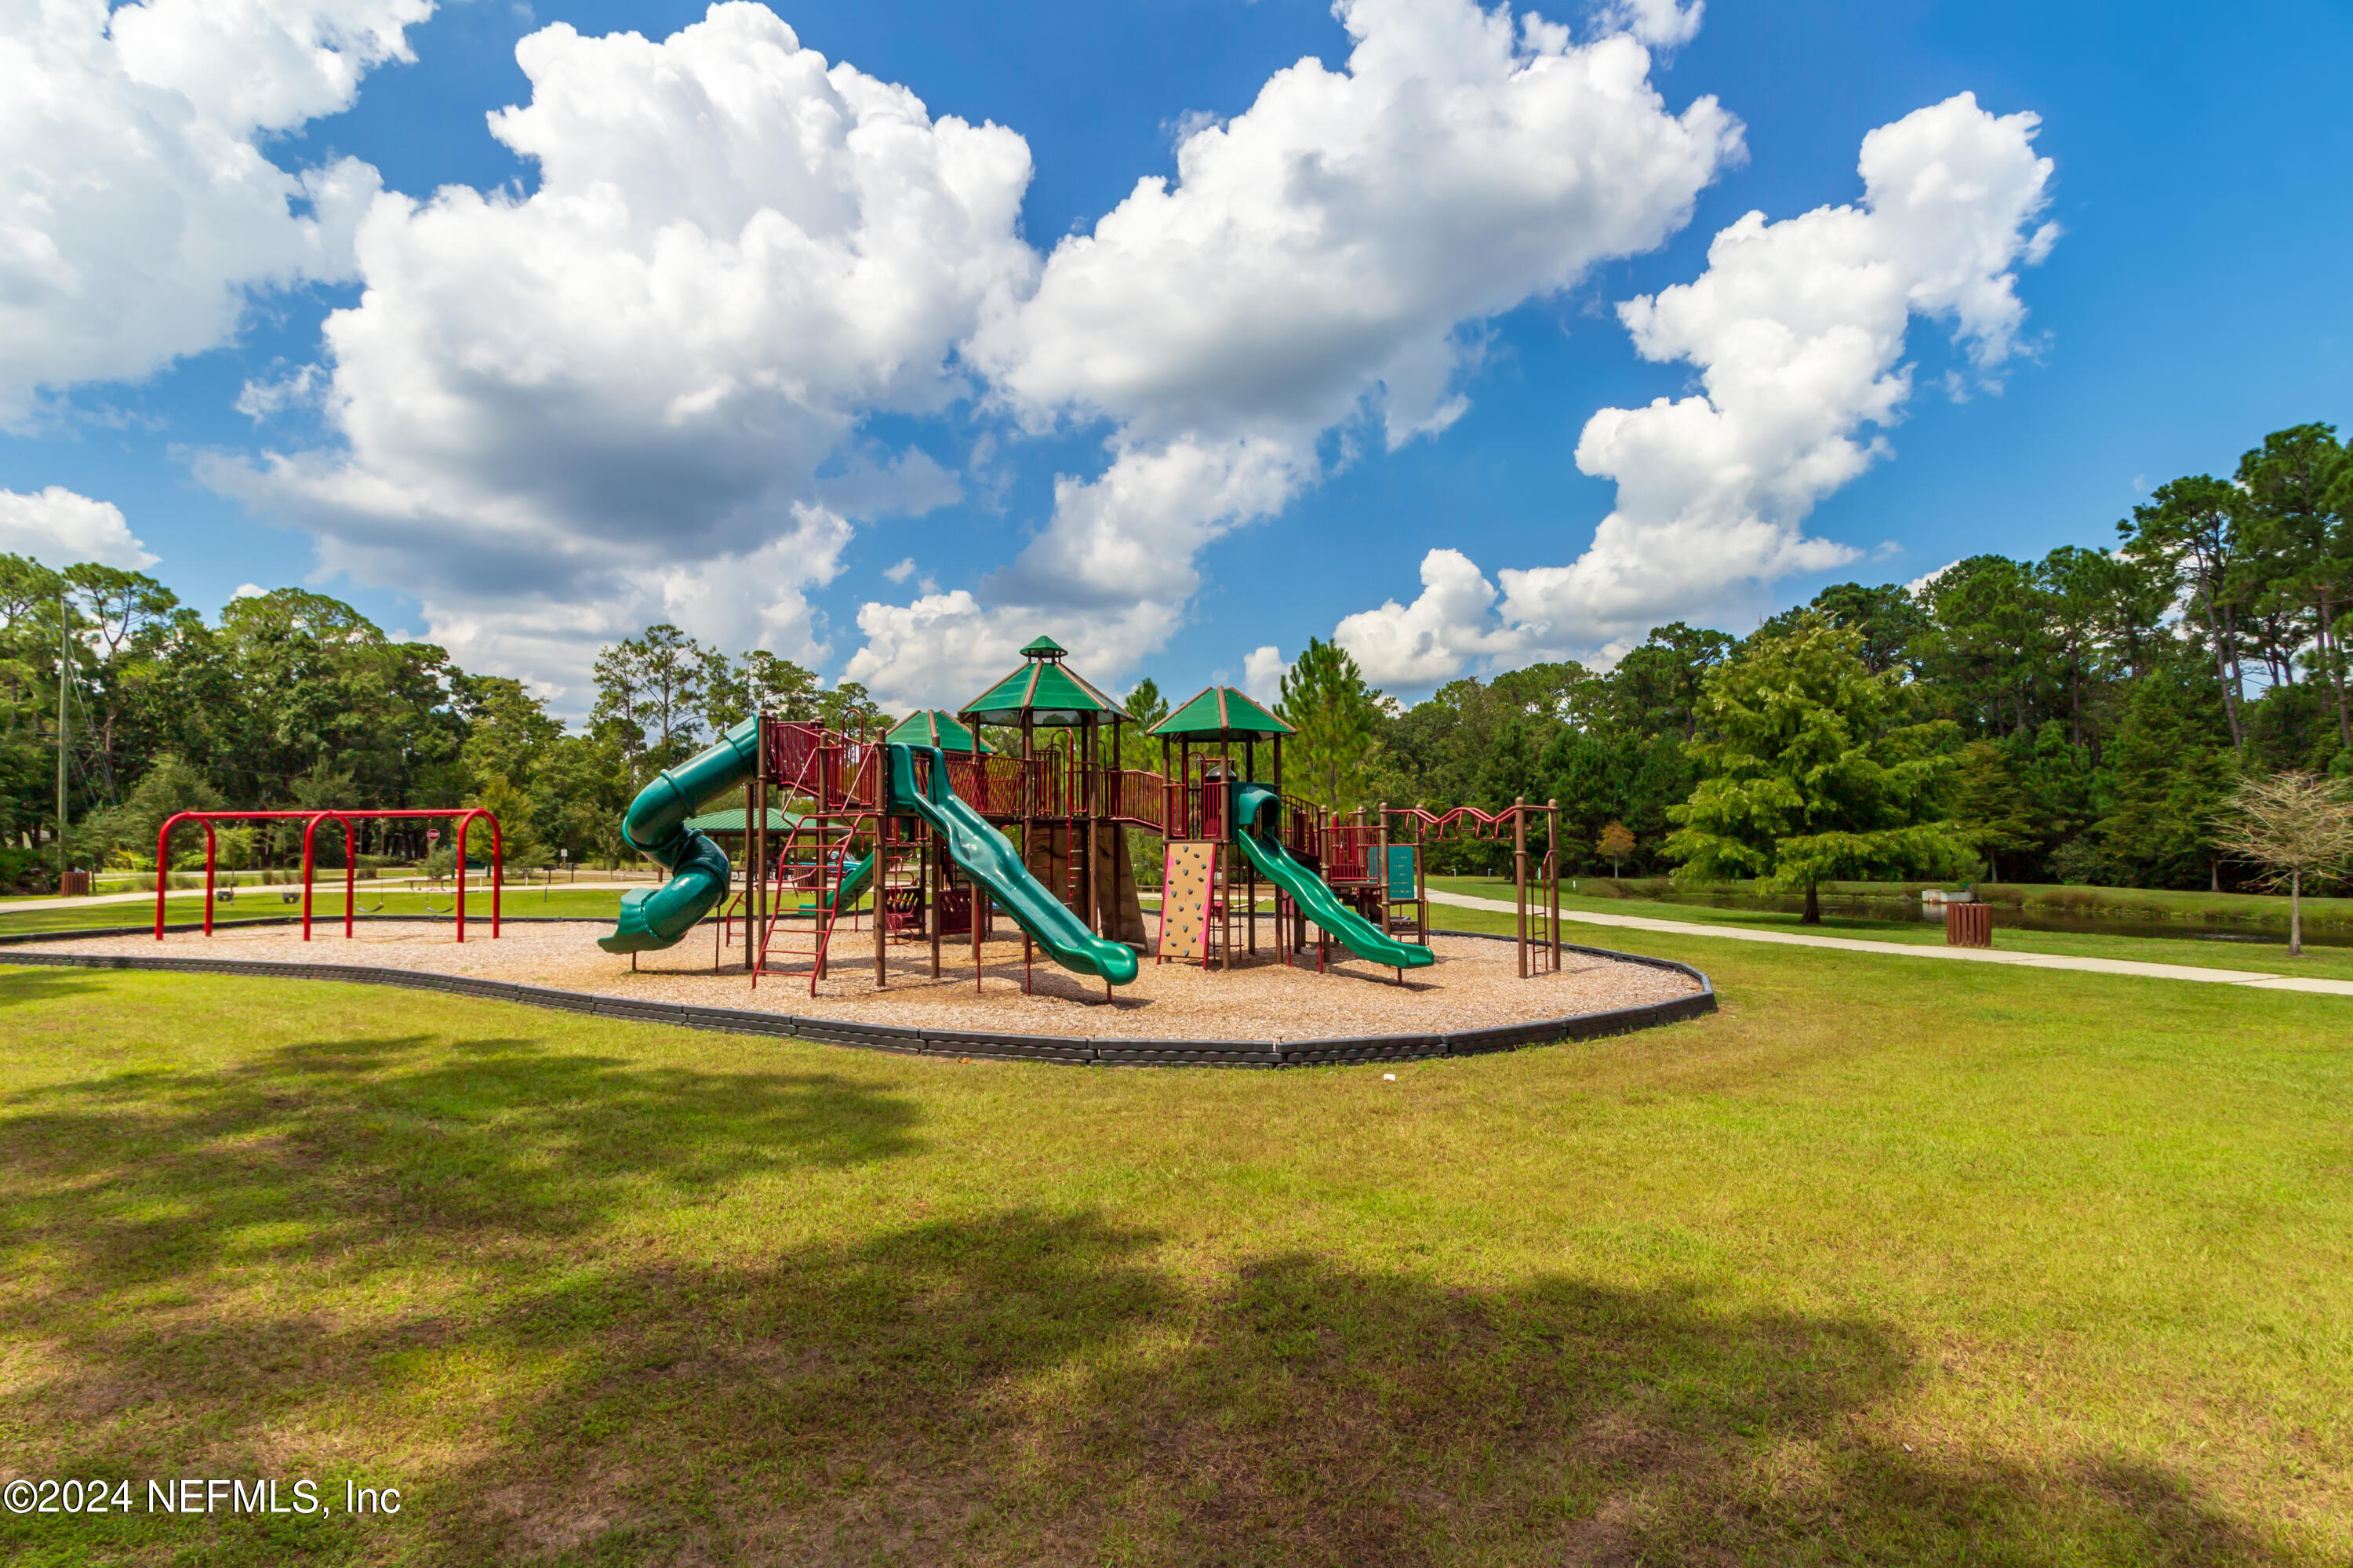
[597,718,762,955]
[886,744,1139,986]
[1232,782,1434,970]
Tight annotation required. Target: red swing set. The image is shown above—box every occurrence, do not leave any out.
[153,808,503,943]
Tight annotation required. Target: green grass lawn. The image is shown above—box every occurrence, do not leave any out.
[1551,875,2353,930]
[1,922,2348,1564]
[1433,875,2353,982]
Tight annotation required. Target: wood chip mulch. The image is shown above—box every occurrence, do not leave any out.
[23,918,1699,1042]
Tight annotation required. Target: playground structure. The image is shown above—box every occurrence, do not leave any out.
[1146,684,1433,979]
[152,808,503,943]
[1380,799,1564,978]
[595,637,1570,994]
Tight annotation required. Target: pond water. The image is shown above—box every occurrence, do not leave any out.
[1580,886,2353,951]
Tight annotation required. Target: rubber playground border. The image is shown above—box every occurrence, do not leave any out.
[0,919,1715,1068]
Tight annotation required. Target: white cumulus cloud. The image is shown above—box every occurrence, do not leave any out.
[1595,0,1703,49]
[212,1,1038,707]
[0,0,429,424]
[0,486,158,568]
[1335,92,2057,692]
[842,0,1740,709]
[1242,645,1289,707]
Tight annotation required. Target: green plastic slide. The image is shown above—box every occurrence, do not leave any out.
[1231,782,1435,970]
[817,852,873,911]
[597,718,761,955]
[885,744,1139,986]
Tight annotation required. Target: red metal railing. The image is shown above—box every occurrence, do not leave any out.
[841,741,884,809]
[1323,822,1377,885]
[1281,795,1320,861]
[1101,768,1164,830]
[1155,780,1227,842]
[1386,802,1526,840]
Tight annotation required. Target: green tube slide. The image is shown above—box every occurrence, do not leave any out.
[1232,782,1435,971]
[885,744,1139,986]
[597,717,762,955]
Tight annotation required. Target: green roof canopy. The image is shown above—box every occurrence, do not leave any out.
[1147,685,1293,740]
[962,637,1133,727]
[682,806,833,835]
[885,709,995,754]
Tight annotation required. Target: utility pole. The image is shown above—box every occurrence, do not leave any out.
[56,590,69,890]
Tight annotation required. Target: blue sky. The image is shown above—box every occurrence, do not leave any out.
[5,0,2348,715]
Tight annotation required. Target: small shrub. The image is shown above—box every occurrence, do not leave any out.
[2049,839,2109,886]
[0,846,52,894]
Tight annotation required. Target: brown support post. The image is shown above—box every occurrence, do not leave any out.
[1022,711,1034,992]
[1272,735,1286,965]
[1086,717,1100,936]
[1176,738,1188,836]
[1318,804,1329,972]
[1244,736,1257,955]
[751,721,766,976]
[1415,811,1427,941]
[738,773,754,968]
[1220,733,1232,970]
[816,740,831,984]
[1547,799,1561,972]
[873,813,888,989]
[1514,796,1529,979]
[973,731,985,990]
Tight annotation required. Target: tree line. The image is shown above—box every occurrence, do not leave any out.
[1198,420,2353,894]
[0,569,882,887]
[5,417,2345,897]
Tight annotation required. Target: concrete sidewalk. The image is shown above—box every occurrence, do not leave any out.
[1427,890,2353,997]
[1,879,649,915]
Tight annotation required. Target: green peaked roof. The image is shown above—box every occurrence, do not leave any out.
[682,806,831,834]
[962,653,1133,726]
[1019,635,1068,657]
[885,709,995,754]
[1147,685,1293,740]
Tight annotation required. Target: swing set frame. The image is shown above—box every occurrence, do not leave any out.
[153,808,504,943]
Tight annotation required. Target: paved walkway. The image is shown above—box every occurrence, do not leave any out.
[0,879,650,915]
[1427,890,2353,997]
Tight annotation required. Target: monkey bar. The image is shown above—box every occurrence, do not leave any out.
[1382,797,1561,977]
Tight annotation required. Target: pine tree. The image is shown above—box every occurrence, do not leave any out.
[1276,638,1384,809]
[2098,660,2238,888]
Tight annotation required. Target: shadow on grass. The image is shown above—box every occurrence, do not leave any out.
[0,1009,2301,1564]
[0,1029,922,1293]
[2,1206,2293,1565]
[0,966,106,1009]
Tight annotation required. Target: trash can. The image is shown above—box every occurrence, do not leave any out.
[1945,901,1992,948]
[60,870,91,897]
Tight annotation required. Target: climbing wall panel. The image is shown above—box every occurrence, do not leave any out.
[1158,841,1218,962]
